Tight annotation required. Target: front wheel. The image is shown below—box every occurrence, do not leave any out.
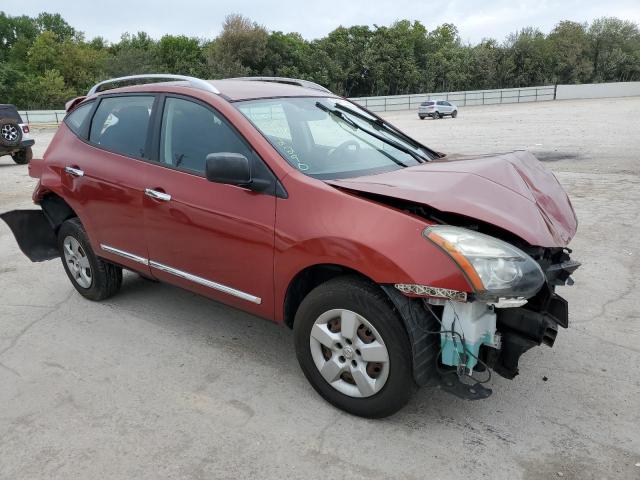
[451,110,458,118]
[294,276,414,418]
[11,147,32,165]
[58,218,122,301]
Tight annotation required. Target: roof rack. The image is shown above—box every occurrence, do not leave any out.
[88,74,220,96]
[229,76,332,94]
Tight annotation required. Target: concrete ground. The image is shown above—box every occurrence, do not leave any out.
[1,97,639,479]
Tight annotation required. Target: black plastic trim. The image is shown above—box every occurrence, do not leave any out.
[380,285,440,386]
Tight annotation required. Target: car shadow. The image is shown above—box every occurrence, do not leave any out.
[104,272,497,425]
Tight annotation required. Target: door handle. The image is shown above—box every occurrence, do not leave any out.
[145,188,171,202]
[64,166,84,177]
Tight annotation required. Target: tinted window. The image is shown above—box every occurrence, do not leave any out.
[159,97,254,175]
[65,102,93,136]
[436,101,445,105]
[90,96,154,158]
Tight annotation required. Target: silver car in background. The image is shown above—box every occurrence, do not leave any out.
[418,100,458,119]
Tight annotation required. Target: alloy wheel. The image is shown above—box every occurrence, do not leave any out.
[1,124,19,142]
[309,309,390,398]
[63,236,93,288]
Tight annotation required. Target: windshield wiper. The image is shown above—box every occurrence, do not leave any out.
[333,103,437,159]
[315,102,425,165]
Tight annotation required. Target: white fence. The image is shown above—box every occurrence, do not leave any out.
[556,81,640,100]
[18,110,66,125]
[351,85,557,112]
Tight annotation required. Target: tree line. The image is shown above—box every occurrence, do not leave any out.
[1,12,639,109]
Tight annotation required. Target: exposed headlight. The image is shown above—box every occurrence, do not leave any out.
[423,225,545,300]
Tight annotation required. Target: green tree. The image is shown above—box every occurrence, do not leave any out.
[156,35,204,75]
[204,14,268,77]
[503,27,553,87]
[106,32,158,76]
[548,21,592,83]
[589,17,640,82]
[14,70,75,109]
[35,12,75,40]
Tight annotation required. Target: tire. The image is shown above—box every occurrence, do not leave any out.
[293,276,414,418]
[11,147,32,165]
[451,110,458,118]
[419,115,425,120]
[58,218,122,301]
[432,112,440,119]
[0,120,22,147]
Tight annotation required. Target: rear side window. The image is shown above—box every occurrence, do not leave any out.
[65,102,93,136]
[158,97,254,175]
[90,96,154,158]
[421,101,435,106]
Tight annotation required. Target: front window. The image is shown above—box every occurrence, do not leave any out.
[236,97,434,179]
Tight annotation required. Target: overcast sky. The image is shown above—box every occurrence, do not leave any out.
[7,0,640,44]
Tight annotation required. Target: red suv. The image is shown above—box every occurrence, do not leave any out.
[2,74,579,418]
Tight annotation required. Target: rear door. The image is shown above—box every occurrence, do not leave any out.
[63,95,156,272]
[141,95,277,318]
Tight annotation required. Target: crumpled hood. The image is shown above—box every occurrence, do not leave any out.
[326,151,578,247]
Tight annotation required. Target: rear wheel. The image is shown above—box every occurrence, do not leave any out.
[451,110,458,118]
[433,112,440,119]
[11,147,32,165]
[419,115,425,120]
[58,218,122,301]
[294,276,414,418]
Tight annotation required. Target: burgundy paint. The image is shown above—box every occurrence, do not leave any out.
[328,151,578,247]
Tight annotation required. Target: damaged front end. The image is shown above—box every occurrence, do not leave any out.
[383,228,579,401]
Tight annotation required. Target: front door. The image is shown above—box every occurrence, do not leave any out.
[142,95,277,318]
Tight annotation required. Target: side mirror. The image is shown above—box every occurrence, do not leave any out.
[205,152,251,186]
[205,152,273,193]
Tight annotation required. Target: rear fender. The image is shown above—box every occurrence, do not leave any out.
[0,210,59,262]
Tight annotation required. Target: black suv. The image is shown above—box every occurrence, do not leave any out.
[0,104,34,164]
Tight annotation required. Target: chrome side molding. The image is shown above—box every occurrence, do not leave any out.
[99,244,261,305]
[149,260,262,305]
[100,244,148,265]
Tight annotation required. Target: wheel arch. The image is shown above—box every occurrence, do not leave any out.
[40,192,79,232]
[283,263,441,388]
[283,263,376,329]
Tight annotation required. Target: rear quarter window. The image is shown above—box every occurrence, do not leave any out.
[64,102,94,137]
